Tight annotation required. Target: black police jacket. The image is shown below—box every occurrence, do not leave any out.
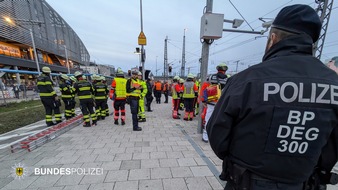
[207,34,338,184]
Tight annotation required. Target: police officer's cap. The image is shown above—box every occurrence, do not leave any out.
[60,74,69,80]
[42,66,51,73]
[331,56,338,63]
[272,4,321,42]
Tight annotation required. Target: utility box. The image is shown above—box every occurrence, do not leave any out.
[200,13,224,40]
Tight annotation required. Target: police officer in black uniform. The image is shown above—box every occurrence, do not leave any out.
[207,4,338,190]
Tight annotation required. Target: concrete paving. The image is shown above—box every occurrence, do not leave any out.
[0,98,337,190]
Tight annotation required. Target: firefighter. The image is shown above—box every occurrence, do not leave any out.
[37,66,62,126]
[201,63,228,142]
[137,71,147,122]
[73,71,97,127]
[171,76,182,119]
[110,68,127,125]
[126,70,142,131]
[93,75,109,120]
[101,76,110,117]
[69,76,77,117]
[182,74,198,121]
[163,81,169,103]
[59,74,73,120]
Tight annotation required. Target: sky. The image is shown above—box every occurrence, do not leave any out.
[47,0,338,76]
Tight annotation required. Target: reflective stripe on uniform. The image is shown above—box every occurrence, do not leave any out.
[37,81,52,85]
[39,92,56,97]
[62,94,73,98]
[79,95,92,99]
[79,87,91,91]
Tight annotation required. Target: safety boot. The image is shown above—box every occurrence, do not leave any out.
[121,119,125,125]
[114,120,119,125]
[202,129,209,143]
[83,122,91,127]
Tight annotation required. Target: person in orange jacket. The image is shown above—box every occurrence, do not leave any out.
[110,68,127,125]
[154,80,162,104]
[201,63,229,142]
[171,76,182,119]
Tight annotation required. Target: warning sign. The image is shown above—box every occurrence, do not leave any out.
[138,31,147,45]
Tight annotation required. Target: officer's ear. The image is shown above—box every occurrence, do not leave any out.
[270,32,280,46]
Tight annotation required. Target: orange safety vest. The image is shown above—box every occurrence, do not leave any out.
[155,82,162,91]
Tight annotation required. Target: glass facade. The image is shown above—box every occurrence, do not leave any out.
[0,0,89,66]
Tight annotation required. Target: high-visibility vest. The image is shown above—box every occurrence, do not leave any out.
[140,80,147,96]
[114,77,127,98]
[126,78,141,97]
[37,74,56,99]
[155,82,162,91]
[207,84,221,102]
[74,80,93,100]
[183,81,195,98]
[171,82,179,99]
[59,81,73,99]
[94,82,108,100]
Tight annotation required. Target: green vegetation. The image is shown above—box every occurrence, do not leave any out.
[0,99,80,134]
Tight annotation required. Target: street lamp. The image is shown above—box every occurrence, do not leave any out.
[4,17,41,75]
[139,0,145,80]
[134,47,141,69]
[64,45,70,74]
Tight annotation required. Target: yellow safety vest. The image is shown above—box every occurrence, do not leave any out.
[114,77,127,98]
[126,78,141,97]
[183,81,195,98]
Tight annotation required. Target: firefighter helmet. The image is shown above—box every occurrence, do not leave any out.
[216,63,228,71]
[179,78,185,83]
[137,71,142,76]
[74,71,82,77]
[116,68,124,77]
[60,74,69,80]
[100,76,106,81]
[91,74,98,80]
[69,76,77,82]
[187,73,194,79]
[173,76,180,80]
[131,69,139,75]
[42,66,51,73]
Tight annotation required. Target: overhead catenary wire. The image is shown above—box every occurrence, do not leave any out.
[228,0,255,31]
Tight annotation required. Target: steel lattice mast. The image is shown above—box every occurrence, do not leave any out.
[313,0,334,60]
